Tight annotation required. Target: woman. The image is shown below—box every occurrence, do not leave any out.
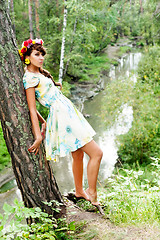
[19,38,103,206]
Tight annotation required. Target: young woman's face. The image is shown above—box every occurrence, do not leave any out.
[28,50,44,68]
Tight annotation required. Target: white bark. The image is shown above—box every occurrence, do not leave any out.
[58,0,67,84]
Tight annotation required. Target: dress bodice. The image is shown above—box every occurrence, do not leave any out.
[23,70,62,108]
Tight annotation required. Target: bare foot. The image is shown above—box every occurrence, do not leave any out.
[86,188,100,206]
[75,190,90,201]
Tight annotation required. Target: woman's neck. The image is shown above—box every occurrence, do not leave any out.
[27,65,40,73]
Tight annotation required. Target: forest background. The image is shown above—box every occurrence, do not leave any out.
[0,0,160,239]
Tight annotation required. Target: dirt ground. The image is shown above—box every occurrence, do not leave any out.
[66,199,160,240]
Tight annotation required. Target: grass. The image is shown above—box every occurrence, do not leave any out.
[97,158,160,226]
[79,54,111,82]
[117,46,132,57]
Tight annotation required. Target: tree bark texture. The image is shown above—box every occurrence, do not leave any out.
[0,0,66,219]
[28,0,34,39]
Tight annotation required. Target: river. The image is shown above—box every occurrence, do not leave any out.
[0,49,142,212]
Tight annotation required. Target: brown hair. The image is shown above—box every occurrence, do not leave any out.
[24,43,56,85]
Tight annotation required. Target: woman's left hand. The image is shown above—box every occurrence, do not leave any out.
[41,122,46,140]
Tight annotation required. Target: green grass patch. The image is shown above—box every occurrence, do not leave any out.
[117,46,132,57]
[79,54,111,82]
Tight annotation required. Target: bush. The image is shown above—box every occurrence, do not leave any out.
[138,46,160,85]
[117,82,160,166]
[116,46,160,166]
[0,199,75,240]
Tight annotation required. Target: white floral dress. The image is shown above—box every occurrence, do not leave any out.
[23,71,96,161]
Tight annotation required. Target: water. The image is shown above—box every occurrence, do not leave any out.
[0,50,142,212]
[83,51,142,181]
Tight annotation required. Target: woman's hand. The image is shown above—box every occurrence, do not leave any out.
[28,136,42,155]
[41,122,46,140]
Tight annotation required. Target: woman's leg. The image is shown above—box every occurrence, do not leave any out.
[71,148,89,200]
[81,140,103,205]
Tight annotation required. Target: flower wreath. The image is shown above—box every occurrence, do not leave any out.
[18,38,44,61]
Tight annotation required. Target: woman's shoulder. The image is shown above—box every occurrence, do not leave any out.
[23,70,41,89]
[23,69,40,77]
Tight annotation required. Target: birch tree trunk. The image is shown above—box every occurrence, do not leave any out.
[28,0,34,39]
[8,0,16,33]
[64,17,77,77]
[58,0,67,84]
[34,0,40,38]
[0,0,66,220]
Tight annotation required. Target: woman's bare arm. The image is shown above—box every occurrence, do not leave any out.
[25,87,42,155]
[37,110,46,139]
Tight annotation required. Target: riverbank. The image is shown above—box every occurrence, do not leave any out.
[70,40,133,110]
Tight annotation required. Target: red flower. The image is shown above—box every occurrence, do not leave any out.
[21,56,24,61]
[21,47,27,53]
[23,41,28,47]
[40,39,43,45]
[28,39,32,44]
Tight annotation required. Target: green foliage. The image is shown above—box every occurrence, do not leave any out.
[116,46,160,165]
[99,158,160,225]
[0,124,11,171]
[11,0,160,83]
[101,45,160,166]
[138,46,160,85]
[0,199,74,240]
[117,81,160,165]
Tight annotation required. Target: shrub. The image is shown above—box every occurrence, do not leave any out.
[117,82,160,166]
[0,199,74,240]
[138,46,160,86]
